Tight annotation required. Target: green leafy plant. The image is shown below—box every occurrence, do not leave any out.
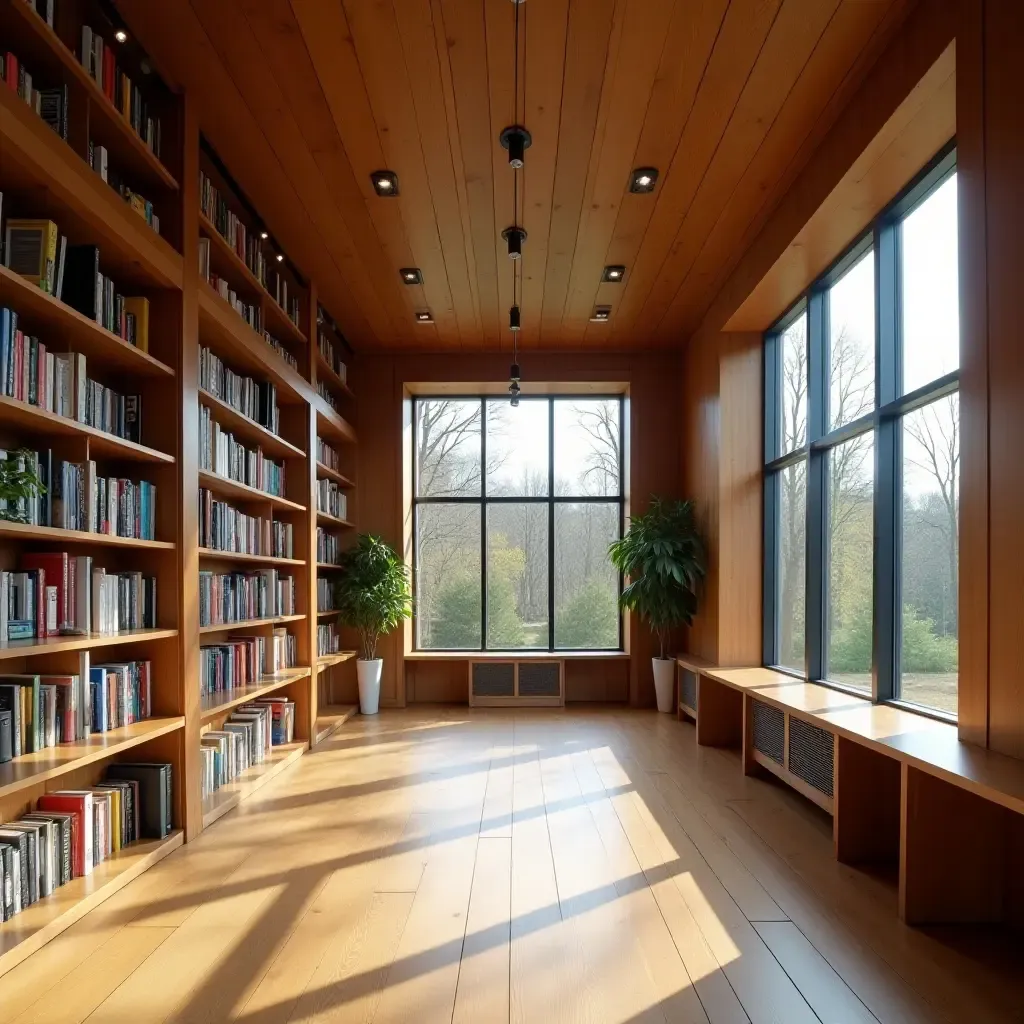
[608,497,706,659]
[335,534,412,661]
[0,450,46,524]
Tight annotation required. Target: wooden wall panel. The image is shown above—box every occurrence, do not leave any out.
[681,333,762,668]
[980,1,1024,760]
[564,660,629,703]
[406,662,467,704]
[351,351,681,707]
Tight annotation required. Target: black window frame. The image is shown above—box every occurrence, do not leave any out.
[763,141,959,720]
[411,394,626,653]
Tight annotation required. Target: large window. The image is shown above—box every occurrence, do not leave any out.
[764,145,959,718]
[413,396,624,651]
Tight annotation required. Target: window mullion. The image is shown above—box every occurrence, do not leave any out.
[806,290,828,682]
[480,398,488,650]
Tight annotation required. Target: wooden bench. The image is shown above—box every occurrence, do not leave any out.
[674,659,1024,928]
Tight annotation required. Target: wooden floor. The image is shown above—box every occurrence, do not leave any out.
[1,708,1021,1023]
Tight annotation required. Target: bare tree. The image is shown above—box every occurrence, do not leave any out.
[573,401,621,495]
[905,394,959,633]
[416,400,481,497]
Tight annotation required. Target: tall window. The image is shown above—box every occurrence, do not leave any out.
[764,145,959,718]
[413,396,624,651]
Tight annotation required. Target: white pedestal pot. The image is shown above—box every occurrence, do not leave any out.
[652,658,675,713]
[357,659,383,715]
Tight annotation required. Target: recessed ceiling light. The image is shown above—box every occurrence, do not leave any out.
[371,171,399,196]
[628,167,659,194]
[259,231,269,241]
[590,306,611,323]
[400,268,423,285]
[114,29,128,43]
[415,310,434,323]
[603,265,626,283]
[275,253,284,262]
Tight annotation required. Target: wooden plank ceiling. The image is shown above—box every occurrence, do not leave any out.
[118,0,912,352]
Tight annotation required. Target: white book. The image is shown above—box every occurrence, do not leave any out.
[81,26,94,74]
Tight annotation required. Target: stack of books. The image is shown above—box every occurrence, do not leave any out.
[316,527,341,566]
[199,347,280,434]
[198,569,295,627]
[270,627,296,672]
[198,489,293,558]
[269,271,300,327]
[88,143,160,234]
[316,436,342,472]
[317,577,338,614]
[0,672,87,754]
[200,699,294,799]
[89,660,152,731]
[199,172,267,285]
[316,379,339,412]
[200,408,286,496]
[261,329,298,371]
[317,330,347,383]
[317,622,340,657]
[0,762,173,922]
[200,635,265,695]
[316,479,347,520]
[1,553,156,640]
[80,27,162,155]
[0,51,68,141]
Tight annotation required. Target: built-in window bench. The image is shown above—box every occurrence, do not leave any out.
[675,656,1024,929]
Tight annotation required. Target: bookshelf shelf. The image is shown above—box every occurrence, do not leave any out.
[315,402,357,445]
[0,628,179,663]
[198,548,304,567]
[198,284,310,404]
[316,510,354,530]
[199,667,312,721]
[0,521,175,550]
[317,609,341,619]
[317,652,357,671]
[199,388,305,459]
[0,85,182,290]
[317,562,343,571]
[5,1,180,193]
[315,462,355,488]
[199,614,306,635]
[197,470,305,512]
[0,829,183,980]
[313,704,357,745]
[0,716,186,801]
[0,396,175,465]
[264,296,306,350]
[0,265,175,378]
[315,353,354,401]
[201,741,306,830]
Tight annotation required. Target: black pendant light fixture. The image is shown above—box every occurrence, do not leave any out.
[505,0,527,405]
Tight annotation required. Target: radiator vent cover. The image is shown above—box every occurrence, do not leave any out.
[788,717,834,798]
[472,662,515,698]
[680,669,697,710]
[518,662,560,697]
[752,700,785,765]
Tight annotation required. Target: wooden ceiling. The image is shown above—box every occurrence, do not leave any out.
[119,0,914,352]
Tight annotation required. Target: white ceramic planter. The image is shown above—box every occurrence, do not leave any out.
[357,658,383,715]
[652,657,675,713]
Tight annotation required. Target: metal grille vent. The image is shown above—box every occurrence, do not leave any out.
[752,701,784,765]
[472,662,515,697]
[518,662,560,697]
[679,669,697,710]
[788,717,834,797]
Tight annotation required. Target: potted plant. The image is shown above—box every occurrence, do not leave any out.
[335,534,412,715]
[609,497,706,713]
[0,450,46,524]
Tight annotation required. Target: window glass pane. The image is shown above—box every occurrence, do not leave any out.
[554,503,620,648]
[486,503,548,648]
[415,504,481,649]
[900,394,959,715]
[828,251,875,430]
[902,173,959,395]
[414,399,481,497]
[780,315,808,455]
[826,433,875,692]
[777,460,806,672]
[553,400,621,496]
[485,399,550,497]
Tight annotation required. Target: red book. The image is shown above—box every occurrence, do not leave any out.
[3,54,18,92]
[36,792,93,876]
[21,553,69,633]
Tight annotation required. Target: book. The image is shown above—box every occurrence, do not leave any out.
[3,219,58,293]
[62,245,101,322]
[123,296,149,351]
[36,792,92,876]
[105,763,172,838]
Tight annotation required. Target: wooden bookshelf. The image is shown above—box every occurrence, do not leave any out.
[0,3,357,968]
[313,704,357,746]
[317,652,357,671]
